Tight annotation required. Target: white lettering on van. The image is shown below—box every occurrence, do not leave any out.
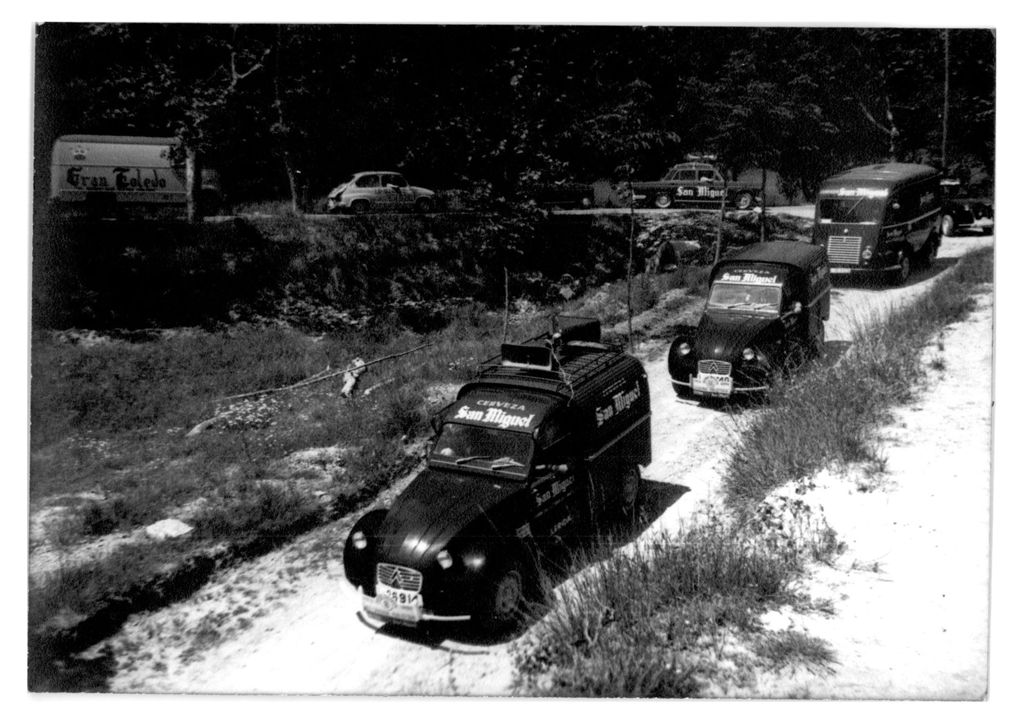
[453,404,535,429]
[595,381,642,427]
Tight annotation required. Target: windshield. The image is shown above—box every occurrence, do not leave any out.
[707,282,782,313]
[430,423,534,476]
[817,196,885,224]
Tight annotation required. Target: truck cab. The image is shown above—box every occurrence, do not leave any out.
[343,316,651,631]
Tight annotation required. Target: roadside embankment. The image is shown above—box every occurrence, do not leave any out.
[514,246,993,697]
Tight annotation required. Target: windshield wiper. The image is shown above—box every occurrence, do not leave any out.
[455,455,492,465]
[490,457,525,470]
[840,196,867,222]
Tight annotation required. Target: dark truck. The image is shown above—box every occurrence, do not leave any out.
[669,241,830,401]
[812,163,942,285]
[343,316,651,630]
[940,178,994,236]
[624,161,763,210]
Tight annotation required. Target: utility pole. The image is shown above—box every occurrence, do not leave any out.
[942,29,950,171]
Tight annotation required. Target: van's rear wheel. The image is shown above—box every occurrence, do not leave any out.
[941,214,956,237]
[915,236,938,269]
[654,192,673,209]
[350,199,370,215]
[735,192,754,210]
[615,465,641,528]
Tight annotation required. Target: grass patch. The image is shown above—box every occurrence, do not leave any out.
[754,630,836,671]
[515,508,811,697]
[723,247,993,508]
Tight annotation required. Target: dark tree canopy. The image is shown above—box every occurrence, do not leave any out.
[33,24,995,208]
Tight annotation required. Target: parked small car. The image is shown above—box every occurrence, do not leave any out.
[343,316,651,630]
[811,163,942,285]
[668,241,830,401]
[326,171,435,214]
[623,162,763,210]
[940,179,994,236]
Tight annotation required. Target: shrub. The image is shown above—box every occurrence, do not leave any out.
[191,481,321,541]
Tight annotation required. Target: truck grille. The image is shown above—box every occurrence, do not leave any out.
[698,359,732,376]
[827,236,862,265]
[376,563,423,592]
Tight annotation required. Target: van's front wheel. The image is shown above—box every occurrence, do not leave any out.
[889,253,912,286]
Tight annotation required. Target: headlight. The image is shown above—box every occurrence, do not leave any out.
[677,342,691,356]
[742,347,755,361]
[352,530,367,550]
[437,550,453,570]
[861,247,873,260]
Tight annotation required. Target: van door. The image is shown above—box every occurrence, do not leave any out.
[892,181,939,253]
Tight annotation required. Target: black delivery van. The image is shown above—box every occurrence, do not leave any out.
[668,241,830,401]
[343,316,651,631]
[811,163,942,285]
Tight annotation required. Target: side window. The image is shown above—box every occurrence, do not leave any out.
[355,174,380,188]
[677,169,698,182]
[383,174,408,188]
[888,189,915,224]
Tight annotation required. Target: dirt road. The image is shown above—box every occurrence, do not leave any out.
[97,232,993,695]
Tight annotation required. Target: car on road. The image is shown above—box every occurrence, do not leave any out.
[623,161,763,210]
[940,178,993,236]
[518,180,596,210]
[811,163,942,285]
[668,241,830,401]
[343,316,651,631]
[326,171,435,214]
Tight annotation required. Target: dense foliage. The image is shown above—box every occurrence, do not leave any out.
[33,25,994,209]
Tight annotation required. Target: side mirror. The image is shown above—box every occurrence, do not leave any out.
[782,301,802,319]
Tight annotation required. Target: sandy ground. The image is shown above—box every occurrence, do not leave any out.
[92,230,993,697]
[740,288,992,699]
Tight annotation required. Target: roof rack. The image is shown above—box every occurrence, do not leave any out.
[471,316,623,399]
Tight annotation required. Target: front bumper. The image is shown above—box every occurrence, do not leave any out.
[827,262,903,276]
[671,374,768,398]
[360,586,471,626]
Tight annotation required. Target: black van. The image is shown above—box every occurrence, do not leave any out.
[812,163,942,285]
[343,316,651,630]
[668,241,830,401]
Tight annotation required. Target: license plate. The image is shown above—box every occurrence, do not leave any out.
[692,372,733,397]
[830,267,852,274]
[365,584,423,624]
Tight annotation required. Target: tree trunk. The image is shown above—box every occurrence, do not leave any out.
[626,171,635,353]
[942,29,950,171]
[274,25,302,215]
[185,146,201,223]
[759,167,768,243]
[714,176,727,265]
